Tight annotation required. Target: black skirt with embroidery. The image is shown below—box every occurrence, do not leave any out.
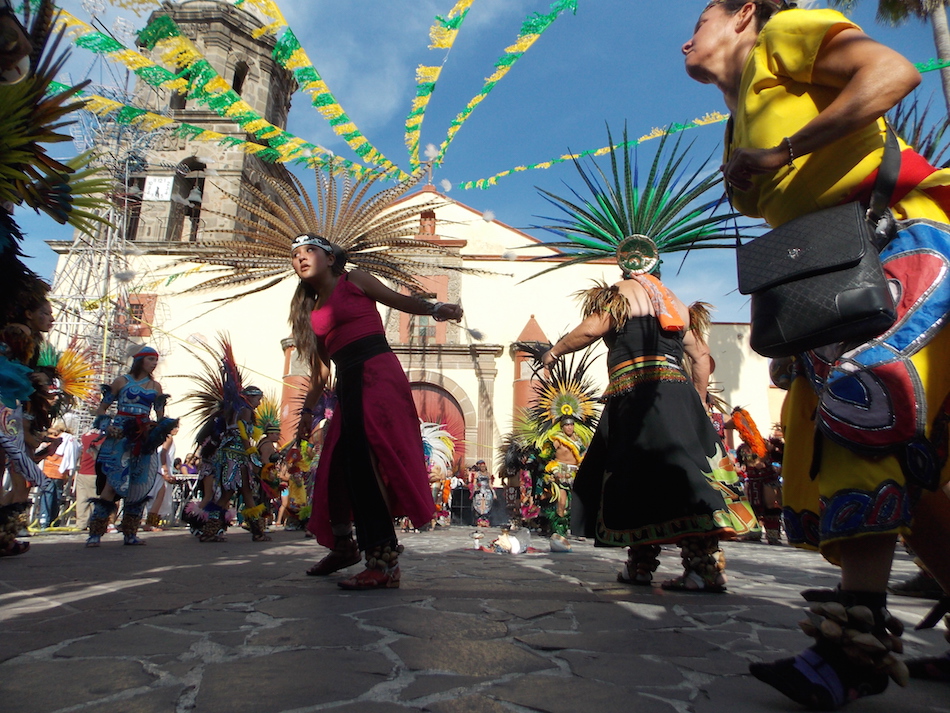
[571,316,736,547]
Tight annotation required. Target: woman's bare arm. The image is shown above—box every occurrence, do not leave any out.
[95,376,127,416]
[347,269,463,322]
[723,28,920,191]
[541,312,614,367]
[683,329,711,403]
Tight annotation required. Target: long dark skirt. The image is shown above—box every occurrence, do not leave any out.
[572,380,737,547]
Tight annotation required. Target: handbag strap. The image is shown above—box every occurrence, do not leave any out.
[868,125,901,222]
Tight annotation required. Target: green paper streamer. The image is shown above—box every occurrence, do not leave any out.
[68,14,324,164]
[114,106,147,123]
[270,27,403,177]
[917,58,950,73]
[137,15,180,48]
[75,34,126,53]
[432,0,578,168]
[176,124,205,140]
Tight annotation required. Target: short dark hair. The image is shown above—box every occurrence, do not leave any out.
[705,0,787,32]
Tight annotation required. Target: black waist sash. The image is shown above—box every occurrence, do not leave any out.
[331,334,391,374]
[329,332,397,550]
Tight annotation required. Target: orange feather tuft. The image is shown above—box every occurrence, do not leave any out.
[733,407,767,459]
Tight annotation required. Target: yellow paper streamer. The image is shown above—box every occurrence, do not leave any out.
[106,0,161,14]
[229,1,403,177]
[233,0,289,37]
[405,1,477,166]
[52,80,327,164]
[457,112,730,190]
[429,0,475,48]
[57,9,338,168]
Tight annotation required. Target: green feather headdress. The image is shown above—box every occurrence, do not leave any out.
[514,341,600,449]
[524,125,752,280]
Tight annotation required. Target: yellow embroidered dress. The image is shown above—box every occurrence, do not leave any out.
[729,8,950,563]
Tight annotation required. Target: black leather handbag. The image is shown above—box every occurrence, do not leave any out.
[735,128,901,358]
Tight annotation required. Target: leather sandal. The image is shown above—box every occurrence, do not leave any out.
[617,562,653,586]
[306,544,361,576]
[338,565,400,590]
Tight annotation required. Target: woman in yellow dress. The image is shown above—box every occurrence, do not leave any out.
[684,1,950,708]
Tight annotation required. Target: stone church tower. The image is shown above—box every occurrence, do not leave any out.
[126,0,296,245]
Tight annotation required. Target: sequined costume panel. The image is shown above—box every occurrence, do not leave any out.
[728,8,950,561]
[96,374,175,502]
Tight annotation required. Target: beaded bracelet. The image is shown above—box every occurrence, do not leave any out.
[783,136,796,167]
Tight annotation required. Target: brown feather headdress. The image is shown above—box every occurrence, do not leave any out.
[182,167,464,300]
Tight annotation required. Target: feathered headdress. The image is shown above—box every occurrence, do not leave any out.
[181,167,468,300]
[522,126,750,281]
[181,334,249,432]
[420,421,455,475]
[219,338,247,412]
[0,2,111,235]
[255,394,281,435]
[0,2,110,326]
[515,341,600,449]
[34,338,97,416]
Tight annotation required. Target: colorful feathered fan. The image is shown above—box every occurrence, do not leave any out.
[55,337,99,404]
[420,421,455,476]
[733,407,767,459]
[35,337,99,415]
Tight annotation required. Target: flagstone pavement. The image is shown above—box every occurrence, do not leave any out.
[1,526,947,713]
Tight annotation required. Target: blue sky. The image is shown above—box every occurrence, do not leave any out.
[18,0,948,320]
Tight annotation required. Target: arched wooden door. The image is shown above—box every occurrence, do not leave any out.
[410,382,466,471]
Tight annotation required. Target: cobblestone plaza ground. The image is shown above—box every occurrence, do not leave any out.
[1,527,947,713]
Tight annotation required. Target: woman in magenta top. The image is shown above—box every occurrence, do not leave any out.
[291,233,462,590]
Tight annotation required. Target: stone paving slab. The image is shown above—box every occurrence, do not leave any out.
[0,527,946,713]
[485,674,678,713]
[3,659,158,713]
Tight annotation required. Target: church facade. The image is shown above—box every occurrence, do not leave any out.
[48,0,778,469]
